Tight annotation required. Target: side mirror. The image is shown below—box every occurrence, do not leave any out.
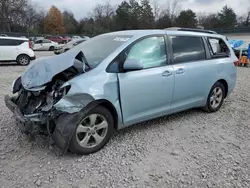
[123,59,143,71]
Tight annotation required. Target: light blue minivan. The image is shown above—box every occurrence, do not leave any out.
[5,29,237,155]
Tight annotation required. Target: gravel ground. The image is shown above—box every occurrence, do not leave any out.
[1,52,250,187]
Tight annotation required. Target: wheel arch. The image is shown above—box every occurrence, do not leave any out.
[86,99,119,130]
[216,79,228,98]
[49,46,55,51]
[16,53,30,61]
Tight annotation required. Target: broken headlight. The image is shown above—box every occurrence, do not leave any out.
[10,77,21,94]
[53,85,71,104]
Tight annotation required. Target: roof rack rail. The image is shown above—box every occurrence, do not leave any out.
[165,27,217,34]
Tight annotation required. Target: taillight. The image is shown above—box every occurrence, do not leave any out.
[234,60,239,66]
[28,40,31,48]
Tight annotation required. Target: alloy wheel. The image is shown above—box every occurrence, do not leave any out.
[19,56,29,65]
[76,114,108,148]
[210,87,223,109]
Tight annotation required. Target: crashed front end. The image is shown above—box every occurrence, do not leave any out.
[4,51,90,154]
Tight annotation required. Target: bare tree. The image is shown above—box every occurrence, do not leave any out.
[0,0,26,31]
[151,0,160,20]
[0,0,44,33]
[93,4,104,20]
[103,2,114,17]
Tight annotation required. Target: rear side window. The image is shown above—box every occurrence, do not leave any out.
[170,36,206,64]
[0,39,25,46]
[207,37,230,58]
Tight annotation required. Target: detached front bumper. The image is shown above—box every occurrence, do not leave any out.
[4,95,83,154]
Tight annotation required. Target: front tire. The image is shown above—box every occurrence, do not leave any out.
[69,106,114,155]
[17,54,30,66]
[202,82,225,113]
[49,46,55,51]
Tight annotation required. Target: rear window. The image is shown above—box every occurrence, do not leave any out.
[0,39,26,46]
[207,37,230,58]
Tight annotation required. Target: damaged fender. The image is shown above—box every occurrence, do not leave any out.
[54,93,95,113]
[52,100,106,154]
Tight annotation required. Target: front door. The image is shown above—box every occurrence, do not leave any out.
[33,40,43,50]
[118,36,175,125]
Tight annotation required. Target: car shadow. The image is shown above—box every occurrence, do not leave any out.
[117,108,203,134]
[15,108,207,158]
[63,108,205,158]
[0,62,19,66]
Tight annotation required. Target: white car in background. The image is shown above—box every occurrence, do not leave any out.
[33,39,58,51]
[71,36,82,41]
[81,36,90,40]
[54,39,86,55]
[0,36,35,66]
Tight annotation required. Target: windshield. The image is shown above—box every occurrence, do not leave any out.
[71,34,133,68]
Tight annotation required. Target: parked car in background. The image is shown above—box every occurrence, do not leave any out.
[29,36,44,42]
[45,36,67,44]
[0,36,35,65]
[5,29,237,155]
[54,39,86,55]
[71,36,82,40]
[81,36,90,40]
[33,39,58,51]
[61,36,71,43]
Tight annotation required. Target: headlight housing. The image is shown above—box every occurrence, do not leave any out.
[53,85,71,104]
[10,77,21,94]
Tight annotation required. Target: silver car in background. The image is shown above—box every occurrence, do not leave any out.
[33,39,58,51]
[5,29,237,155]
[54,39,86,55]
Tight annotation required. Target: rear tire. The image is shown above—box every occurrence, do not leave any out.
[49,46,55,51]
[202,82,225,113]
[69,106,114,155]
[17,54,30,66]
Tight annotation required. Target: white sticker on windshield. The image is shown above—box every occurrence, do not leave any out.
[114,37,130,42]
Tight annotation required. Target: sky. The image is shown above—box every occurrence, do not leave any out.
[33,0,250,20]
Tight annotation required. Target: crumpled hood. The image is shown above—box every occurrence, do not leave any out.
[21,50,82,90]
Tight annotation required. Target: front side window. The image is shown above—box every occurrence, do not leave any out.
[170,36,206,64]
[125,36,167,69]
[42,39,51,43]
[35,40,42,44]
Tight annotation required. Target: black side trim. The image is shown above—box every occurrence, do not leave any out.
[30,56,36,60]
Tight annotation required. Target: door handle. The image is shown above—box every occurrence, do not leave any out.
[176,68,185,74]
[162,70,172,77]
